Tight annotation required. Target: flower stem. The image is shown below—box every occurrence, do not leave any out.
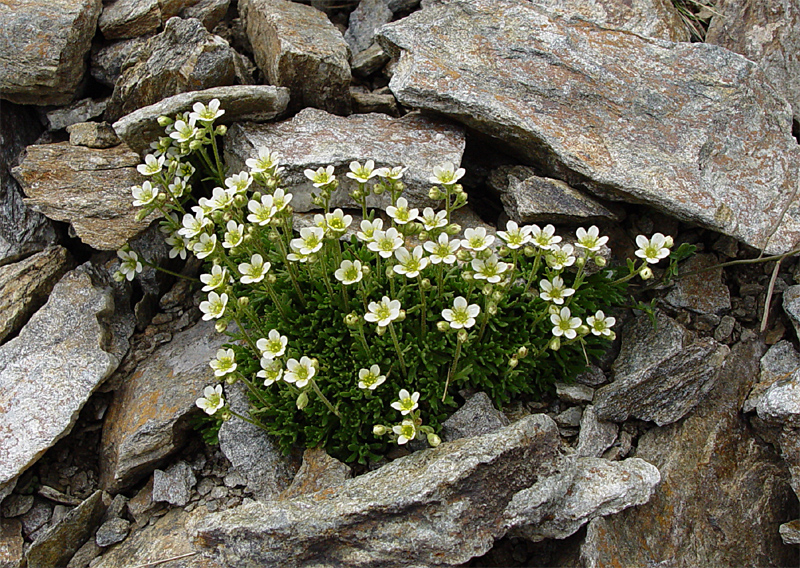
[310,378,341,418]
[417,277,427,337]
[388,322,407,377]
[228,408,270,432]
[442,336,463,402]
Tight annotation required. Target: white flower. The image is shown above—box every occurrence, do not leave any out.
[364,296,401,327]
[194,198,213,216]
[539,276,575,305]
[246,147,283,174]
[358,364,386,390]
[168,176,188,198]
[334,259,364,285]
[209,348,237,377]
[177,161,196,179]
[386,197,419,225]
[375,165,407,180]
[290,227,325,255]
[169,118,198,143]
[368,228,404,258]
[304,165,335,187]
[393,246,429,278]
[530,224,562,250]
[238,254,271,284]
[393,418,417,445]
[441,296,480,329]
[137,154,165,176]
[191,98,224,123]
[131,180,159,206]
[225,172,253,195]
[471,254,509,283]
[356,218,384,243]
[325,208,353,233]
[117,250,143,281]
[546,243,576,270]
[272,188,292,212]
[586,310,616,336]
[390,389,420,415]
[257,329,288,359]
[196,385,224,415]
[462,227,495,252]
[222,220,244,249]
[575,226,608,252]
[284,356,316,388]
[257,357,284,386]
[192,233,217,259]
[179,211,209,239]
[424,233,460,265]
[497,221,532,250]
[200,292,228,320]
[165,232,188,260]
[346,160,377,183]
[635,233,671,264]
[287,244,311,263]
[429,162,465,185]
[201,265,228,292]
[247,194,276,225]
[550,307,581,340]
[420,207,448,231]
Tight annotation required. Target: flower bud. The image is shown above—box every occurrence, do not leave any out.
[664,235,674,248]
[456,249,472,262]
[215,124,227,135]
[594,255,607,268]
[215,320,228,333]
[462,271,474,282]
[252,191,262,201]
[607,331,617,341]
[457,329,469,343]
[220,410,232,421]
[373,183,386,195]
[477,248,492,260]
[361,264,371,276]
[427,433,442,447]
[189,140,203,151]
[429,187,443,200]
[445,223,461,236]
[517,345,529,358]
[396,310,406,322]
[238,296,250,308]
[157,115,174,127]
[112,270,126,282]
[420,278,432,290]
[345,312,360,327]
[492,291,503,302]
[482,284,493,296]
[639,266,654,280]
[523,245,536,257]
[296,391,309,410]
[548,304,560,315]
[575,256,586,268]
[487,303,497,315]
[418,231,429,242]
[225,374,238,385]
[453,184,464,194]
[135,210,150,222]
[233,194,247,208]
[376,325,387,336]
[310,358,319,370]
[373,424,388,436]
[577,324,591,336]
[351,189,364,200]
[508,356,519,368]
[498,246,510,257]
[211,210,224,224]
[266,273,277,284]
[437,321,450,332]
[386,265,395,278]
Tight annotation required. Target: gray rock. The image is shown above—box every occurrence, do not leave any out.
[488,166,618,224]
[575,406,618,458]
[377,0,800,255]
[555,382,595,405]
[95,517,131,547]
[2,494,34,518]
[160,0,201,19]
[555,406,583,428]
[218,383,296,501]
[594,311,730,425]
[440,392,510,441]
[0,265,132,497]
[783,285,800,341]
[224,108,466,212]
[66,538,102,568]
[280,448,351,500]
[351,42,390,77]
[12,142,157,251]
[100,0,162,40]
[113,85,290,154]
[105,17,249,121]
[351,90,400,117]
[0,246,72,345]
[778,428,800,501]
[713,314,736,343]
[90,36,152,88]
[664,253,731,314]
[19,502,52,539]
[707,0,800,123]
[152,462,196,507]
[580,340,797,568]
[0,102,57,266]
[99,319,229,492]
[504,457,660,542]
[757,368,800,428]
[780,519,800,545]
[67,122,122,149]
[345,0,392,55]
[45,99,108,131]
[182,0,231,30]
[576,365,608,387]
[240,0,351,115]
[25,491,108,568]
[0,518,23,568]
[744,340,800,413]
[0,0,102,105]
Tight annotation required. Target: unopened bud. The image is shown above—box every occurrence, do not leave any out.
[492,291,503,302]
[577,324,591,336]
[575,256,586,268]
[373,183,386,195]
[233,194,247,208]
[639,266,654,280]
[487,304,497,315]
[427,433,442,447]
[215,320,228,333]
[215,124,227,135]
[508,356,519,369]
[457,249,472,262]
[220,410,232,421]
[225,374,238,385]
[457,329,469,343]
[386,265,395,279]
[482,285,493,296]
[112,270,126,282]
[437,321,450,332]
[296,391,309,410]
[252,191,263,201]
[453,184,464,194]
[361,264,371,276]
[266,273,277,284]
[376,325,387,336]
[664,235,674,248]
[373,424,388,436]
[419,231,429,241]
[549,337,561,351]
[548,304,560,315]
[396,309,406,322]
[594,255,607,268]
[135,210,150,222]
[310,358,319,370]
[445,223,461,236]
[523,245,536,257]
[517,346,529,358]
[189,140,203,151]
[607,331,617,341]
[157,115,174,127]
[351,189,364,200]
[420,278,432,290]
[211,210,224,224]
[345,313,360,327]
[238,296,249,308]
[462,271,474,282]
[477,248,493,260]
[498,246,510,257]
[429,187,443,200]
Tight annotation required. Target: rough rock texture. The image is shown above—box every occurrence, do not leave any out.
[345,0,392,55]
[218,384,296,501]
[581,340,798,568]
[90,36,152,88]
[594,311,730,425]
[25,491,107,568]
[67,122,122,149]
[0,246,72,345]
[95,517,131,547]
[0,0,102,105]
[152,462,196,507]
[224,109,466,211]
[779,429,800,500]
[780,519,800,545]
[0,265,132,497]
[99,319,229,492]
[707,0,800,122]
[575,405,618,458]
[183,0,231,30]
[489,166,618,224]
[745,340,800,413]
[440,392,510,441]
[12,142,156,251]
[45,98,108,131]
[240,0,352,115]
[0,103,57,266]
[113,85,290,154]
[0,519,23,568]
[377,0,800,255]
[105,17,249,121]
[280,448,351,500]
[757,368,800,427]
[783,285,800,340]
[664,253,731,314]
[99,0,162,40]
[351,43,390,77]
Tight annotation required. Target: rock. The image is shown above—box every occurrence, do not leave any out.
[37,486,82,507]
[713,314,736,343]
[90,36,152,88]
[0,246,71,345]
[441,392,510,441]
[377,0,800,255]
[12,142,157,251]
[594,311,730,426]
[706,0,800,123]
[555,406,583,428]
[45,99,108,131]
[66,538,102,568]
[218,384,296,501]
[105,17,249,121]
[224,108,466,212]
[0,265,132,497]
[19,502,52,540]
[280,448,351,500]
[351,90,400,117]
[780,519,800,545]
[580,340,797,567]
[744,340,800,413]
[112,85,290,154]
[100,0,162,40]
[67,123,122,149]
[183,0,231,30]
[0,0,102,105]
[778,429,800,500]
[783,285,800,341]
[25,491,107,568]
[505,456,660,542]
[555,382,595,405]
[152,462,196,507]
[126,478,163,527]
[240,0,351,115]
[351,42,390,77]
[0,102,57,266]
[192,415,562,566]
[96,517,131,547]
[575,405,618,458]
[757,368,800,428]
[0,518,23,568]
[576,365,608,387]
[664,253,731,314]
[345,0,392,55]
[2,494,34,518]
[488,166,618,224]
[99,319,229,492]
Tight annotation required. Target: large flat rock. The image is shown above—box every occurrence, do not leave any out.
[377,0,800,254]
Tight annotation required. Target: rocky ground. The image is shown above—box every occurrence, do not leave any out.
[1,0,800,566]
